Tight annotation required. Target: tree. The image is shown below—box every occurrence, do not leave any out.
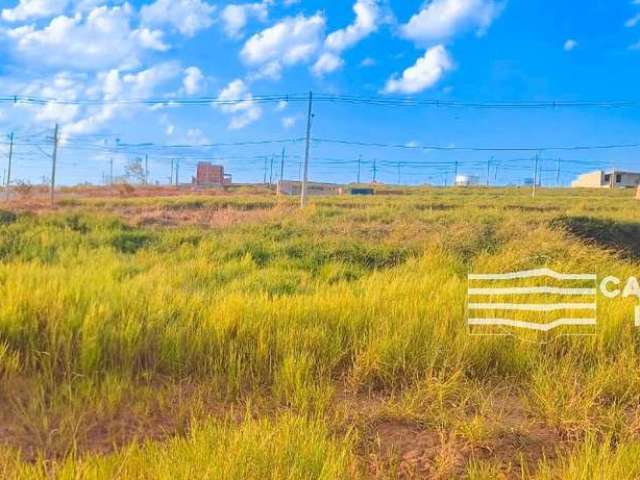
[125,157,145,184]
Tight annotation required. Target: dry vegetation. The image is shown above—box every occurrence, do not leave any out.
[0,186,639,479]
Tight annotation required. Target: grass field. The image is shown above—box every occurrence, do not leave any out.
[1,186,640,479]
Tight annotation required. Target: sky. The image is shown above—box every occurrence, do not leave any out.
[0,0,640,186]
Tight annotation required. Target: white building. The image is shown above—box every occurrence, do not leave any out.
[276,180,343,196]
[455,175,480,187]
[571,170,640,189]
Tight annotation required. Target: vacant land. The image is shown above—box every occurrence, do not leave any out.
[0,187,639,479]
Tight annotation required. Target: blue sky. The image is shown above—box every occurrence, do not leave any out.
[0,0,639,186]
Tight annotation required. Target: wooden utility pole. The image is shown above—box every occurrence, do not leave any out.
[532,153,539,199]
[263,157,268,184]
[280,148,285,182]
[300,91,313,208]
[50,124,59,206]
[372,159,377,183]
[5,132,13,201]
[144,154,149,184]
[269,154,274,186]
[357,154,362,184]
[453,160,458,186]
[486,156,493,187]
[109,158,114,185]
[556,158,561,186]
[170,159,174,185]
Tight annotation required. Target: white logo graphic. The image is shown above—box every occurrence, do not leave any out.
[467,268,597,336]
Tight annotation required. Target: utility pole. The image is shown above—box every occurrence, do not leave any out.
[269,154,274,186]
[5,132,13,201]
[109,158,114,185]
[300,91,313,208]
[556,158,561,186]
[144,154,149,185]
[50,124,59,206]
[357,154,362,184]
[532,153,539,199]
[175,159,180,186]
[263,157,268,184]
[397,161,401,185]
[453,159,458,186]
[170,159,174,185]
[280,148,285,182]
[538,157,543,188]
[372,159,377,183]
[486,156,493,187]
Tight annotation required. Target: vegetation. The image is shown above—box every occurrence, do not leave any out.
[0,187,639,478]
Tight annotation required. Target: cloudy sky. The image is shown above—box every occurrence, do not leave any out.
[1,0,640,185]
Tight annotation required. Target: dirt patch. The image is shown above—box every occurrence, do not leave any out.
[128,205,290,228]
[0,380,236,462]
[357,392,566,479]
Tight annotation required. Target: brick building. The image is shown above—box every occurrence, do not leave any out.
[195,162,231,186]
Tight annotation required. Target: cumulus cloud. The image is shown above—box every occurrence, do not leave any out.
[401,0,503,45]
[1,0,68,22]
[182,66,204,95]
[10,62,182,136]
[215,78,262,129]
[384,44,453,94]
[5,5,168,70]
[311,52,344,76]
[325,0,384,51]
[141,0,216,37]
[221,1,270,38]
[563,39,577,51]
[312,0,387,76]
[241,13,325,79]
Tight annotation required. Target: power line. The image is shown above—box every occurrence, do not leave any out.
[2,93,640,109]
[312,137,640,152]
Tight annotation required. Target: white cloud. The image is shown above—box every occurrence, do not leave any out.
[221,1,270,38]
[241,13,325,79]
[401,0,502,45]
[141,0,216,37]
[563,39,578,51]
[182,66,204,95]
[626,13,640,28]
[1,0,68,22]
[311,52,344,75]
[281,116,296,129]
[312,0,387,76]
[384,45,453,94]
[360,56,376,67]
[10,62,182,137]
[185,128,210,145]
[215,78,262,129]
[325,0,383,51]
[5,5,168,70]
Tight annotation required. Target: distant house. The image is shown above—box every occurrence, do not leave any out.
[276,180,343,196]
[571,170,640,189]
[194,162,231,186]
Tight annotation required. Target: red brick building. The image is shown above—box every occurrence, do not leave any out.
[195,162,230,186]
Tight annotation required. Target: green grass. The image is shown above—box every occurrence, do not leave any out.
[1,186,639,478]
